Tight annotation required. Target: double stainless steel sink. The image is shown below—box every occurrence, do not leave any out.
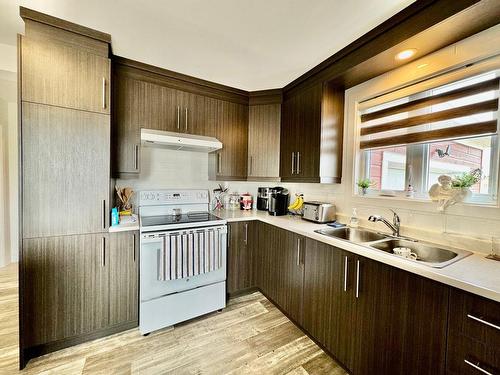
[314,227,472,268]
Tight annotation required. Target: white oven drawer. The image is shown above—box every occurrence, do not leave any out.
[140,225,227,301]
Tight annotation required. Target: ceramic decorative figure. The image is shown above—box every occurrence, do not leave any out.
[428,175,470,212]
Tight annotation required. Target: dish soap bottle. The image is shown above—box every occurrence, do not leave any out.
[349,208,359,228]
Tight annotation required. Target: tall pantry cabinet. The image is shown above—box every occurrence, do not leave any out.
[18,8,137,368]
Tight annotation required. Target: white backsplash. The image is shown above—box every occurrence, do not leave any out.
[118,147,499,256]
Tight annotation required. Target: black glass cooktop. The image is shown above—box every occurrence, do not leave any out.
[141,212,222,227]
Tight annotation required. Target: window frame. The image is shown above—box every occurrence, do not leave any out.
[354,67,500,207]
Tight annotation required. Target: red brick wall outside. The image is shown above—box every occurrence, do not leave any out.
[368,142,483,191]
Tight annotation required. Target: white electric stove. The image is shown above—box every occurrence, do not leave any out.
[138,189,227,335]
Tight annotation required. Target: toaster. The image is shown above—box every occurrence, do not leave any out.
[302,201,336,223]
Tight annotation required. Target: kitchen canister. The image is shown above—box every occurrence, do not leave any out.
[239,193,253,210]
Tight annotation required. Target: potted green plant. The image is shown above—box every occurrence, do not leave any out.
[451,168,482,200]
[356,178,373,196]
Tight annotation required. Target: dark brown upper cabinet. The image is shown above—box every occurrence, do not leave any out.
[247,92,281,181]
[21,34,110,114]
[280,81,344,183]
[112,61,244,177]
[211,100,249,181]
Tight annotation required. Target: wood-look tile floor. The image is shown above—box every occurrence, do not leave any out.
[0,263,346,374]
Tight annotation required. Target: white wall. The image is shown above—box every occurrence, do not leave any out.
[8,101,18,263]
[0,44,18,266]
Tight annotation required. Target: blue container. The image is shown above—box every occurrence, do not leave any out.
[111,207,120,226]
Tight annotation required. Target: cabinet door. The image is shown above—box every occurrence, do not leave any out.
[143,82,180,132]
[227,221,253,294]
[353,257,448,375]
[179,92,215,137]
[273,229,304,325]
[22,233,109,348]
[303,239,355,371]
[252,222,280,301]
[112,75,143,175]
[447,289,500,375]
[215,101,248,180]
[108,232,139,326]
[22,103,110,238]
[248,104,281,180]
[280,83,322,182]
[280,94,299,180]
[296,83,322,180]
[21,36,110,114]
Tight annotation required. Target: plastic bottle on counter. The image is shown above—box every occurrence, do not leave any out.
[349,208,359,228]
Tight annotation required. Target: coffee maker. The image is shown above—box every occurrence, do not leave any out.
[257,187,271,211]
[268,187,289,216]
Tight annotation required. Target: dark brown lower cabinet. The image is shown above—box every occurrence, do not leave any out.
[301,238,449,374]
[227,221,254,294]
[252,222,304,325]
[353,256,449,375]
[108,232,139,326]
[273,228,304,325]
[302,239,355,370]
[446,288,500,374]
[21,231,138,357]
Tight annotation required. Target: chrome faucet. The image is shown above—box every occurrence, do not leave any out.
[368,209,401,237]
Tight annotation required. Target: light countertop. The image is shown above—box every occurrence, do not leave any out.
[109,214,140,233]
[215,209,500,302]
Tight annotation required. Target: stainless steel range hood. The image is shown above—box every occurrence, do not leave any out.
[141,129,222,152]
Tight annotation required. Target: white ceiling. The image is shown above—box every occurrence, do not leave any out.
[0,0,414,91]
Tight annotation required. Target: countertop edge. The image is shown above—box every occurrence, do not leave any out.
[220,211,500,303]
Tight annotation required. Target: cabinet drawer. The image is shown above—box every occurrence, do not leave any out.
[447,332,499,375]
[449,289,500,346]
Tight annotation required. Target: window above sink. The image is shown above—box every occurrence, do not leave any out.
[356,69,500,206]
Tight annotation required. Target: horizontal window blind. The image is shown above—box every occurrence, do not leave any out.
[359,76,500,150]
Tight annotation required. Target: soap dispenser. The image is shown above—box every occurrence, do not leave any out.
[349,208,359,228]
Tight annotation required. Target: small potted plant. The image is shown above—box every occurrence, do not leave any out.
[451,168,482,200]
[356,178,373,196]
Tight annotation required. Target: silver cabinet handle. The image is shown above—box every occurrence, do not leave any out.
[355,259,360,298]
[296,238,301,266]
[217,153,222,174]
[249,156,253,176]
[101,237,106,267]
[102,199,106,229]
[244,223,248,244]
[464,359,493,375]
[132,233,136,262]
[102,77,106,109]
[177,106,180,129]
[185,108,188,131]
[344,256,348,292]
[467,314,500,331]
[297,152,301,174]
[134,144,139,170]
[291,152,295,174]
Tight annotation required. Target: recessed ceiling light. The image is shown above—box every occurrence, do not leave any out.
[395,49,417,60]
